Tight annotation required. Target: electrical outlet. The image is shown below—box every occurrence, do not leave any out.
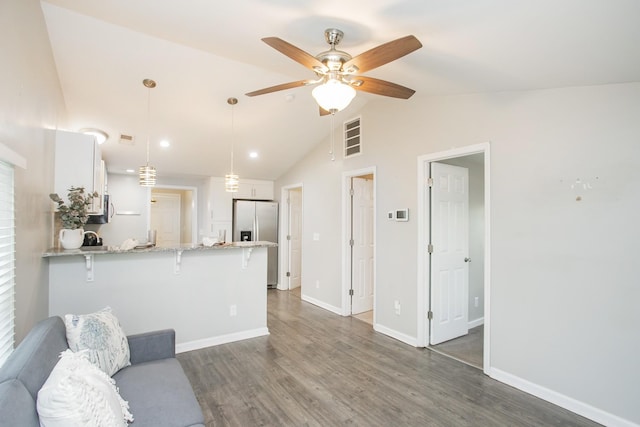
[474,297,479,308]
[394,300,401,315]
[229,305,237,316]
[316,280,320,289]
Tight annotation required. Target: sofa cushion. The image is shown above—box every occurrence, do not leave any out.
[0,379,39,427]
[37,349,134,427]
[65,307,131,376]
[113,358,204,427]
[0,317,68,400]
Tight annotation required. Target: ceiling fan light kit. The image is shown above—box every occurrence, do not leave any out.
[246,28,422,115]
[312,78,356,113]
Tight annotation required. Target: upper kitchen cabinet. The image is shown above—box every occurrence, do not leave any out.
[206,177,233,239]
[53,130,104,214]
[235,179,274,200]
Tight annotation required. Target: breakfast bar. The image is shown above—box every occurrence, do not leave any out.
[44,241,276,352]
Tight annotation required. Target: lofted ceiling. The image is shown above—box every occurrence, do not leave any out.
[40,0,640,181]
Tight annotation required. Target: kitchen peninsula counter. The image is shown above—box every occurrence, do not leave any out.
[43,240,276,257]
[45,241,276,353]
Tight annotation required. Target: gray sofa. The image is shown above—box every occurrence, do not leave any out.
[0,316,205,427]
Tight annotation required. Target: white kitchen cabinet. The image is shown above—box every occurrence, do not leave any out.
[53,130,103,214]
[236,179,274,200]
[205,177,274,240]
[206,177,233,238]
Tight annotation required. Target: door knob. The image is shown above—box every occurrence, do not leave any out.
[464,257,471,262]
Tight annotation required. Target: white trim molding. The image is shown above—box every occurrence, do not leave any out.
[302,294,342,316]
[373,324,418,347]
[491,368,639,427]
[176,328,269,354]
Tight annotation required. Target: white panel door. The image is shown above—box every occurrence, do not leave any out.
[289,188,303,289]
[351,177,374,315]
[150,193,181,247]
[430,163,469,345]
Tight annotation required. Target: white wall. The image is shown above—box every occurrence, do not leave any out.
[96,173,208,247]
[48,248,269,351]
[0,0,67,342]
[95,173,150,246]
[275,83,640,425]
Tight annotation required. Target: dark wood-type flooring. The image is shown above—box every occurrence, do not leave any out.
[430,325,484,369]
[177,289,600,426]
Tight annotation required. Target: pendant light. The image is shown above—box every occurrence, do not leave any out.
[139,78,157,187]
[225,97,239,192]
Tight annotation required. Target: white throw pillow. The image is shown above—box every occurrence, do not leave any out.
[64,307,131,376]
[37,349,134,427]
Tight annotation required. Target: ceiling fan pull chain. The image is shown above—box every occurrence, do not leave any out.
[329,113,335,161]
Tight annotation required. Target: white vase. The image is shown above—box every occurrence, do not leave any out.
[59,228,84,250]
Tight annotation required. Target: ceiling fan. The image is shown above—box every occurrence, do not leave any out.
[245,29,422,115]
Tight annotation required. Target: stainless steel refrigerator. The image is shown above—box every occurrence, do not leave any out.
[232,200,278,287]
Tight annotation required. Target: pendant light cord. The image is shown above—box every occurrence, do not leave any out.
[146,85,151,166]
[230,102,235,173]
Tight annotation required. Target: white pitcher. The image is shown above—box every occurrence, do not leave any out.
[59,228,84,250]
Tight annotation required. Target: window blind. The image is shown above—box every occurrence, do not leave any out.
[0,161,15,367]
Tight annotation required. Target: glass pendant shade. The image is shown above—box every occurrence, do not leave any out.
[312,79,356,113]
[225,174,239,192]
[139,165,156,187]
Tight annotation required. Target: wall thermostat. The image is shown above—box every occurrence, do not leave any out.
[395,209,409,222]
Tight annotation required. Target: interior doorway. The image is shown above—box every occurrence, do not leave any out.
[150,192,182,246]
[417,143,490,373]
[280,184,303,292]
[342,167,376,324]
[150,186,197,245]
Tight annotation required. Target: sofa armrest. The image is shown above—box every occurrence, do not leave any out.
[127,329,175,365]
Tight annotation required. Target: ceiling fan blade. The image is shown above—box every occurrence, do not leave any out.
[319,107,331,116]
[262,37,327,71]
[245,79,316,97]
[353,76,416,99]
[343,35,422,74]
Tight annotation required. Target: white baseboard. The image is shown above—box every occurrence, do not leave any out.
[491,368,639,427]
[374,324,418,347]
[175,327,270,354]
[301,295,342,315]
[468,317,484,329]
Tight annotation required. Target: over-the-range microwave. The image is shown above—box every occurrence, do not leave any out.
[86,195,112,224]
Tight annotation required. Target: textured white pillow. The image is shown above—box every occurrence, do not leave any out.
[37,349,134,427]
[65,307,131,376]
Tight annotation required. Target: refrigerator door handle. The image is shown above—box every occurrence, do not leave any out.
[255,214,259,241]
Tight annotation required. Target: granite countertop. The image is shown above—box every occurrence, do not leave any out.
[43,241,277,258]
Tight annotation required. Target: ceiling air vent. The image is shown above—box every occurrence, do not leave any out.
[344,117,361,158]
[119,134,135,145]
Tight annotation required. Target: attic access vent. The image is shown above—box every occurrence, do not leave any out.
[344,117,361,158]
